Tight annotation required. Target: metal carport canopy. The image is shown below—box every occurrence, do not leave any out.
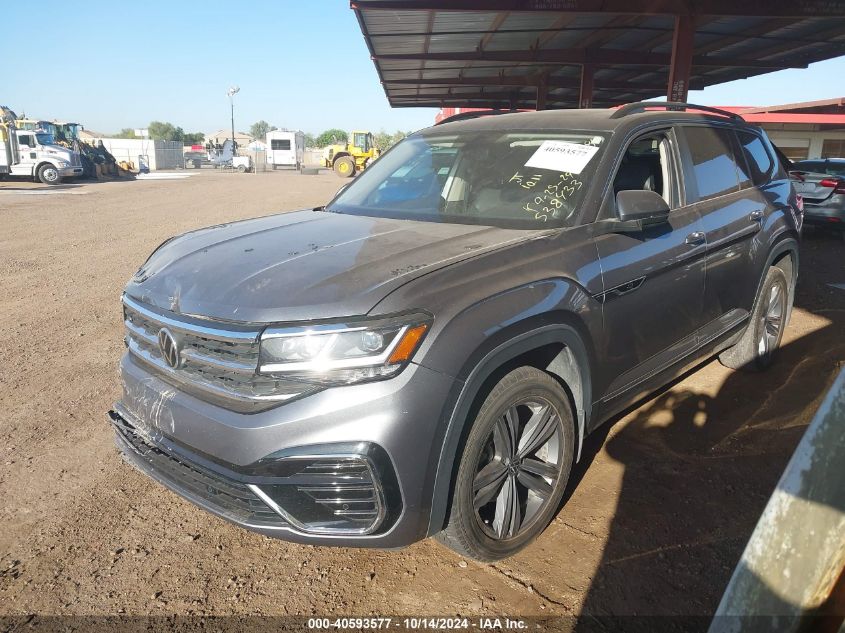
[351,0,845,110]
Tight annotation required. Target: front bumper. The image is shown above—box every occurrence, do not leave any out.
[59,166,84,177]
[112,352,456,547]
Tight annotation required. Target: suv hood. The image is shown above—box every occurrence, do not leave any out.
[125,209,531,323]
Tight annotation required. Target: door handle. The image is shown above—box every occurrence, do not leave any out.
[749,210,764,222]
[685,231,705,246]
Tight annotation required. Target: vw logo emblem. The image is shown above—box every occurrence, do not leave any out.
[157,328,181,369]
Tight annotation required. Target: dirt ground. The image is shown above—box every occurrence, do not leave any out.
[1,170,844,624]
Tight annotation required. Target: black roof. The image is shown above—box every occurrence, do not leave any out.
[352,0,845,110]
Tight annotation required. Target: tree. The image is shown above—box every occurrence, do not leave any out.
[111,122,203,143]
[372,129,409,152]
[373,130,392,152]
[181,132,205,145]
[315,128,348,148]
[390,130,409,146]
[148,121,178,141]
[249,120,277,140]
[303,132,317,148]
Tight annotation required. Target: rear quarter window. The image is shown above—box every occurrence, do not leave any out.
[736,131,775,187]
[681,126,741,201]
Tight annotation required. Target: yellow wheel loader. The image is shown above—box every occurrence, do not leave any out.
[322,131,380,178]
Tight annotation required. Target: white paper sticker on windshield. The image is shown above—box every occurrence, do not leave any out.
[524,140,600,174]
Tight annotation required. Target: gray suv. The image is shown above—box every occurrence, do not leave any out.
[110,103,802,561]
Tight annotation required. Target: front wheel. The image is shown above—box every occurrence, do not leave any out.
[334,156,355,178]
[37,164,62,185]
[719,265,790,371]
[237,164,247,173]
[437,366,575,561]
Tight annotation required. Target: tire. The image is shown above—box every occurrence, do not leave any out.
[436,366,575,562]
[334,156,355,178]
[37,164,62,185]
[719,265,790,371]
[237,164,247,173]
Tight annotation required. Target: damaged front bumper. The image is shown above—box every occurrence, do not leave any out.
[110,352,456,547]
[110,406,397,538]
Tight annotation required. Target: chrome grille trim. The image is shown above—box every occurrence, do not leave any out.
[122,294,311,408]
[123,294,258,343]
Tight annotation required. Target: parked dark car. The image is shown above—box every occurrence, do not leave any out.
[183,151,208,169]
[789,158,845,233]
[110,103,802,561]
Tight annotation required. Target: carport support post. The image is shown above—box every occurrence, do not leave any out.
[536,73,549,111]
[579,64,594,109]
[667,14,694,103]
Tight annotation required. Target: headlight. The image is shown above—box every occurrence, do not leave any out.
[258,313,431,386]
[56,160,70,167]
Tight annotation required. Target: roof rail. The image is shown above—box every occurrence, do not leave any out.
[610,101,744,121]
[435,109,518,125]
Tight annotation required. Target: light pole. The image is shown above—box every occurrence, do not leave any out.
[227,86,240,156]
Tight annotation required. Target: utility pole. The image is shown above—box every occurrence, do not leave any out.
[227,86,240,156]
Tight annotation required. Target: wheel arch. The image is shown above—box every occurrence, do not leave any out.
[425,317,593,537]
[34,160,57,175]
[331,151,351,165]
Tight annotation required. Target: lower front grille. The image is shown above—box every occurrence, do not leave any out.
[109,409,395,536]
[110,410,284,527]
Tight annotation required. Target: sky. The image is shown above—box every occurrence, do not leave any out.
[7,0,845,137]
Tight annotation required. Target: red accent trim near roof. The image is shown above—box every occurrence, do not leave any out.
[740,113,845,124]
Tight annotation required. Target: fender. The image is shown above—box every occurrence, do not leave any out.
[34,160,58,176]
[424,322,592,537]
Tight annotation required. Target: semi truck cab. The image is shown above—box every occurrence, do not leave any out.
[0,107,83,184]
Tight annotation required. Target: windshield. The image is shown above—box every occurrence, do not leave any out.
[35,133,55,146]
[327,130,608,229]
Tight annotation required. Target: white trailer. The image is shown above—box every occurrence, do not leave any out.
[266,130,305,170]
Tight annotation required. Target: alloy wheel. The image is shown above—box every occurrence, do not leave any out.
[472,398,562,540]
[758,281,785,360]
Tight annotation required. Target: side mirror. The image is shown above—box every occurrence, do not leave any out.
[616,189,670,225]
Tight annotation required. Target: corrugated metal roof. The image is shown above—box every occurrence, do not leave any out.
[352,0,845,110]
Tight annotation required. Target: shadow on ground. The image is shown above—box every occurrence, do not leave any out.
[569,230,845,630]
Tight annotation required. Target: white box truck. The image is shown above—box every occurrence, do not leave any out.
[266,130,305,170]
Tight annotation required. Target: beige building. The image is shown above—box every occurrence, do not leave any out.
[203,129,254,148]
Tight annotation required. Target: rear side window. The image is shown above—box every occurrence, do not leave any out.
[682,126,741,201]
[736,131,774,187]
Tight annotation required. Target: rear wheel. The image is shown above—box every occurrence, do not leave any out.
[437,366,575,561]
[719,265,790,371]
[334,156,355,178]
[37,164,62,185]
